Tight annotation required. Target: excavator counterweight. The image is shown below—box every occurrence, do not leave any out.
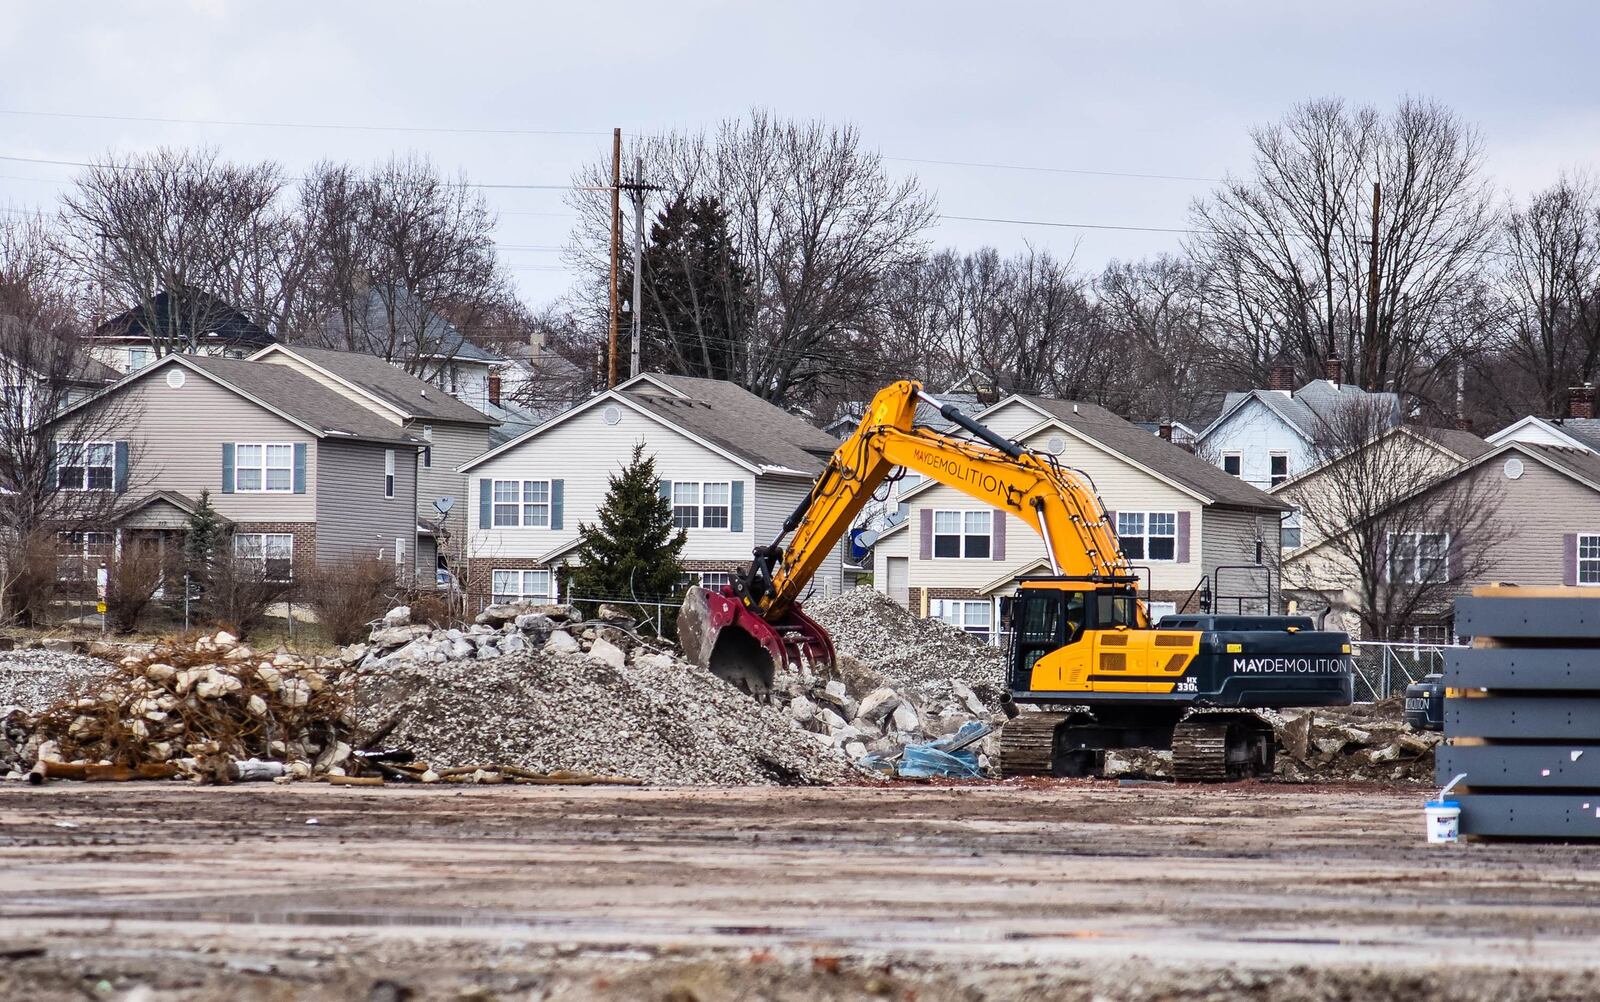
[677,380,1354,781]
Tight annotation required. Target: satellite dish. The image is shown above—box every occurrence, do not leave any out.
[434,496,455,514]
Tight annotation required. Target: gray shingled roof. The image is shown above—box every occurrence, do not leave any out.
[181,356,422,445]
[1416,426,1492,461]
[1518,442,1600,488]
[326,288,503,364]
[629,374,839,473]
[270,344,497,426]
[1544,418,1600,452]
[1015,396,1289,511]
[1207,380,1402,442]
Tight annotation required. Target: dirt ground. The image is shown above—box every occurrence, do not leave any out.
[3,781,1600,1001]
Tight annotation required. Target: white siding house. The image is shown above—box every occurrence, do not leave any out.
[460,373,847,607]
[872,394,1289,638]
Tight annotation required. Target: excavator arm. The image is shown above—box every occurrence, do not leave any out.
[678,380,1137,694]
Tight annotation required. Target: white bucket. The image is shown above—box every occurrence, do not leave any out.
[1425,799,1461,844]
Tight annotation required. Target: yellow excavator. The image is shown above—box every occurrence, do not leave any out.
[679,380,1354,781]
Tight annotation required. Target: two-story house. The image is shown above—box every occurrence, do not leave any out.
[459,372,846,607]
[90,288,276,374]
[247,344,498,580]
[871,394,1290,639]
[325,288,508,414]
[46,353,424,583]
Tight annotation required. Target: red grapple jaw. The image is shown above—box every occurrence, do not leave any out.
[677,585,835,697]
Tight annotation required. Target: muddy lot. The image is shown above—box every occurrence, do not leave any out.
[3,782,1600,1001]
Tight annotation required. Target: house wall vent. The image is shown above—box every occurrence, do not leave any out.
[602,404,622,426]
[1503,457,1524,480]
[166,369,186,389]
[1046,435,1067,455]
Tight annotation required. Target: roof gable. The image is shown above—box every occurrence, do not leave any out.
[251,343,497,426]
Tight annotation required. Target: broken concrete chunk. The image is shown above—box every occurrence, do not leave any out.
[383,605,411,628]
[891,701,920,733]
[789,696,817,722]
[856,688,901,724]
[588,637,627,670]
[544,630,581,655]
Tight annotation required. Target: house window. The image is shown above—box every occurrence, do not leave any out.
[1118,511,1177,562]
[1388,532,1449,584]
[234,443,294,492]
[1281,513,1301,550]
[57,441,115,491]
[56,531,113,581]
[128,347,154,371]
[384,449,395,498]
[492,568,552,604]
[932,599,993,639]
[700,571,733,590]
[1222,453,1242,477]
[1579,535,1600,585]
[491,480,551,527]
[671,482,732,530]
[932,510,992,558]
[421,425,432,469]
[234,533,294,581]
[1269,453,1289,488]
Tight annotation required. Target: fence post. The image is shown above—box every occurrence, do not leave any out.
[1381,646,1392,699]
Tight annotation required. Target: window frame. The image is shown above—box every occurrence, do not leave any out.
[1222,452,1242,478]
[233,532,295,582]
[490,479,551,528]
[421,425,432,469]
[233,442,295,494]
[1387,531,1450,584]
[57,440,115,492]
[1579,534,1600,586]
[932,598,994,638]
[384,449,395,499]
[671,481,734,531]
[1269,452,1289,488]
[1117,510,1178,563]
[56,530,113,581]
[491,567,553,604]
[930,509,993,559]
[699,571,733,590]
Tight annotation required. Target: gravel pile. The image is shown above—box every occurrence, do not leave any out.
[0,650,112,713]
[355,603,859,786]
[805,589,1005,692]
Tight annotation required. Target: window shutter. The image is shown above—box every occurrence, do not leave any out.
[221,443,235,494]
[550,479,564,530]
[479,478,491,529]
[730,480,744,532]
[992,511,1006,561]
[46,439,58,490]
[919,508,933,560]
[658,479,671,505]
[1565,533,1578,586]
[1382,533,1394,584]
[1177,511,1191,563]
[292,443,307,494]
[113,441,128,494]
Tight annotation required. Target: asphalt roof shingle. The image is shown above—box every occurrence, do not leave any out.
[267,344,497,426]
[1013,396,1289,511]
[627,374,839,474]
[181,355,421,445]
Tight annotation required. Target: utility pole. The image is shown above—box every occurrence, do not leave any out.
[1363,181,1382,389]
[620,157,663,380]
[607,127,622,388]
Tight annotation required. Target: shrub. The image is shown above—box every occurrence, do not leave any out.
[301,555,399,646]
[408,591,455,629]
[200,547,290,639]
[0,529,61,627]
[104,541,164,634]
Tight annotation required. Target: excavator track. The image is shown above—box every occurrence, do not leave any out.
[998,713,1069,777]
[1171,722,1231,782]
[1171,710,1276,783]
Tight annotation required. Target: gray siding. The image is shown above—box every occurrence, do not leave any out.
[752,473,847,599]
[66,367,317,522]
[411,420,489,521]
[314,439,418,576]
[1202,507,1279,612]
[1474,460,1600,587]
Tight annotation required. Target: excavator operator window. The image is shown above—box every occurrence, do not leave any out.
[1096,592,1139,629]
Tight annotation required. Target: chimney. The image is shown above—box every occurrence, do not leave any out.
[1324,354,1343,386]
[1454,416,1474,432]
[1570,383,1595,420]
[1158,422,1174,441]
[487,370,502,407]
[1267,364,1294,392]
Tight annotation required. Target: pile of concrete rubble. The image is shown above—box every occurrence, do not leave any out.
[1271,699,1440,784]
[806,589,1005,691]
[353,602,860,785]
[5,632,356,783]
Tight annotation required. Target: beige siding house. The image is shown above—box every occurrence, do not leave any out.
[46,353,424,582]
[249,344,497,583]
[872,395,1289,639]
[460,373,847,608]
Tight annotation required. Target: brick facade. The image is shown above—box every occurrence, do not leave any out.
[232,521,317,576]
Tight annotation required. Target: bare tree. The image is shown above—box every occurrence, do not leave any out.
[1489,175,1600,416]
[1096,255,1218,424]
[299,156,512,380]
[568,110,936,406]
[1191,97,1497,402]
[1281,397,1508,639]
[58,147,305,345]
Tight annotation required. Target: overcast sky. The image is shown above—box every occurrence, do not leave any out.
[3,1,1598,306]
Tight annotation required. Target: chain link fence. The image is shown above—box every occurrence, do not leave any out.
[1349,640,1459,701]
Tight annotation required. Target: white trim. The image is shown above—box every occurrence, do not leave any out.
[616,372,692,398]
[232,441,296,494]
[1485,414,1593,452]
[1116,510,1178,563]
[249,344,410,423]
[978,557,1053,595]
[458,388,778,477]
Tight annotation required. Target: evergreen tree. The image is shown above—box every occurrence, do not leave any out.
[631,195,753,382]
[184,489,224,582]
[567,445,687,618]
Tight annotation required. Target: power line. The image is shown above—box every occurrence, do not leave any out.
[0,153,590,191]
[889,155,1223,184]
[939,213,1204,235]
[0,108,613,138]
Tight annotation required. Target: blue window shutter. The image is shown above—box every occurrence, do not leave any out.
[550,479,564,530]
[730,480,744,532]
[479,478,491,529]
[293,443,307,494]
[113,441,129,494]
[221,443,235,494]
